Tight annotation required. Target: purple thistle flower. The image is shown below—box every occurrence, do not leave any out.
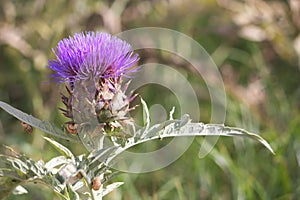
[48,32,139,83]
[49,32,139,142]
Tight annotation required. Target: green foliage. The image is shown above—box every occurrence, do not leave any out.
[0,98,273,199]
[0,138,125,200]
[0,102,80,143]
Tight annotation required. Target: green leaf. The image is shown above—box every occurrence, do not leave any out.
[65,184,80,200]
[0,101,80,142]
[0,151,63,198]
[12,185,28,195]
[103,119,274,166]
[44,137,75,161]
[141,98,150,129]
[89,147,117,165]
[93,182,124,197]
[169,107,175,120]
[45,156,68,171]
[102,182,124,196]
[99,171,122,185]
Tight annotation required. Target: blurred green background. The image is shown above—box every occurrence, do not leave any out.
[1,0,300,199]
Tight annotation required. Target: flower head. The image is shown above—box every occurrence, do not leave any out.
[48,32,139,83]
[50,32,139,143]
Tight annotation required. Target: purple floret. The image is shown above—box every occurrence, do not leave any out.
[48,32,139,83]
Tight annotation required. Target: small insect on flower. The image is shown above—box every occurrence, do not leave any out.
[20,122,33,134]
[66,123,78,134]
[92,176,101,190]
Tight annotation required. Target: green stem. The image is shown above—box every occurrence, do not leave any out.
[82,176,96,200]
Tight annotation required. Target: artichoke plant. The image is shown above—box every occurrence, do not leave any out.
[0,31,274,199]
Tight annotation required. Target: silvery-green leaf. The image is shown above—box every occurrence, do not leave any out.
[103,119,274,166]
[28,160,45,176]
[141,98,150,129]
[45,156,69,171]
[169,107,175,120]
[0,101,80,142]
[160,123,274,154]
[72,180,85,191]
[99,171,122,184]
[0,153,61,198]
[66,184,80,200]
[93,182,124,197]
[89,146,117,167]
[8,158,28,175]
[44,137,75,161]
[12,185,28,195]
